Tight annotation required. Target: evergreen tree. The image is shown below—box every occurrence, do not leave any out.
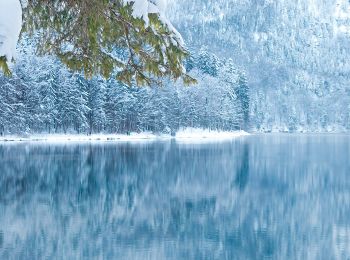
[79,76,107,134]
[196,48,220,77]
[236,73,250,129]
[57,71,89,133]
[6,77,28,134]
[19,0,196,85]
[0,79,12,135]
[89,78,107,134]
[39,74,58,133]
[105,78,137,133]
[14,38,61,133]
[161,86,181,135]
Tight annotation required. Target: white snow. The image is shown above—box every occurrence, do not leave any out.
[0,133,160,143]
[0,0,22,63]
[175,128,249,143]
[123,0,184,45]
[124,0,150,25]
[124,0,167,21]
[0,129,249,143]
[153,0,167,13]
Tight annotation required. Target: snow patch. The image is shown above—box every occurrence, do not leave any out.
[175,128,249,143]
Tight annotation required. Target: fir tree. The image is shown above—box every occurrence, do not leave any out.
[196,48,220,77]
[57,70,89,133]
[18,0,196,85]
[0,78,12,135]
[236,73,250,129]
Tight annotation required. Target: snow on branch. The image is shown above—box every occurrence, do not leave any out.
[0,0,22,63]
[123,0,184,45]
[0,0,183,62]
[0,0,187,83]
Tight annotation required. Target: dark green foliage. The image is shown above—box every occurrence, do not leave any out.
[1,0,196,86]
[0,57,11,76]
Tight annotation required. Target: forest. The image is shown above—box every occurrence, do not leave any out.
[0,42,249,135]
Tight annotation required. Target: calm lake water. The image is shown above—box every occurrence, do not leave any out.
[0,134,349,259]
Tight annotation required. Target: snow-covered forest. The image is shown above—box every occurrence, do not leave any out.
[1,0,350,134]
[168,0,350,132]
[0,41,249,135]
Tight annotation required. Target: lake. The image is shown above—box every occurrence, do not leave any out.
[0,134,349,259]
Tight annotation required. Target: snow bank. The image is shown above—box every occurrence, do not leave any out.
[175,128,249,143]
[0,129,249,143]
[0,133,160,143]
[0,0,22,62]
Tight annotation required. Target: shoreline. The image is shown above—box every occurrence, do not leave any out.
[0,129,250,143]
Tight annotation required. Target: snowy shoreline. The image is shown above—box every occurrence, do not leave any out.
[0,129,249,143]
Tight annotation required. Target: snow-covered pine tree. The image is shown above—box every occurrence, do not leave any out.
[78,76,107,134]
[0,78,12,135]
[219,58,244,129]
[5,77,28,134]
[104,78,137,133]
[196,48,221,77]
[104,78,121,133]
[39,69,59,134]
[89,78,107,134]
[236,72,250,129]
[15,41,61,133]
[160,85,181,135]
[56,70,89,134]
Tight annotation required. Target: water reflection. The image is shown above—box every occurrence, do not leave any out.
[233,143,249,191]
[0,135,349,259]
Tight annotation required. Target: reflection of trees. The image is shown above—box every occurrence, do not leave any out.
[0,136,349,259]
[234,143,249,191]
[0,142,250,258]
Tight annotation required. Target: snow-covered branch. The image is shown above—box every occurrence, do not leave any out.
[0,0,22,63]
[123,0,184,45]
[0,0,189,84]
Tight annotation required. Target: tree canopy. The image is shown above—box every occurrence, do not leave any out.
[1,0,196,86]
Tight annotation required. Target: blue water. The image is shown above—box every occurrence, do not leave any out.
[0,134,349,259]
